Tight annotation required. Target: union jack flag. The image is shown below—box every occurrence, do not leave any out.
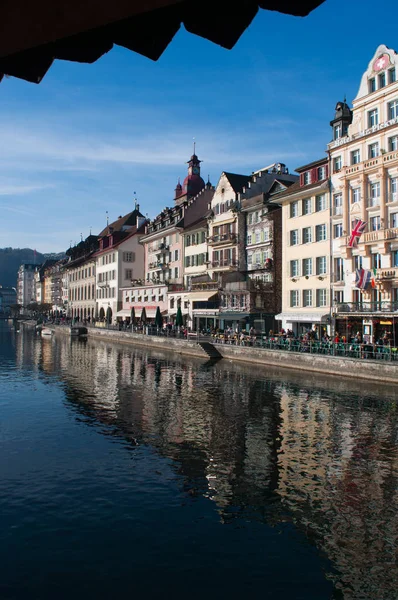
[355,268,372,290]
[348,219,367,248]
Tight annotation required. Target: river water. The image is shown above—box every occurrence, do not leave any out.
[1,323,398,599]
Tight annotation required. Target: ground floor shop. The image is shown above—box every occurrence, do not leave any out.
[335,314,398,344]
[275,311,331,338]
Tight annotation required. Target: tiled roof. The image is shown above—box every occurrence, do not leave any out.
[295,156,328,172]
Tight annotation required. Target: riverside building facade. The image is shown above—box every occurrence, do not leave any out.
[329,44,398,343]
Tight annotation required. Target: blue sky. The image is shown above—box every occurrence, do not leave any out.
[0,0,397,253]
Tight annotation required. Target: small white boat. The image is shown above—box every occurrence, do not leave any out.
[41,327,53,336]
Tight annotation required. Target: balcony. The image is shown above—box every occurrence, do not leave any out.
[334,301,398,314]
[367,196,380,208]
[211,259,238,269]
[344,149,398,176]
[376,267,398,280]
[341,226,398,247]
[156,243,169,252]
[208,233,237,245]
[191,281,219,291]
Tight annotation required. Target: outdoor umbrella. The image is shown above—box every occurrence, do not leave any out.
[130,306,135,324]
[175,306,183,328]
[106,307,112,325]
[140,307,147,323]
[155,306,163,329]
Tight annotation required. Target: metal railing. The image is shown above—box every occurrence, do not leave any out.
[334,301,398,313]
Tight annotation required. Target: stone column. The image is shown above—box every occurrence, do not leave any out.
[379,167,387,228]
[360,174,367,222]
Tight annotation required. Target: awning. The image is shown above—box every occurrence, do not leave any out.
[0,1,324,84]
[275,312,330,323]
[219,312,251,319]
[115,309,132,318]
[188,291,218,302]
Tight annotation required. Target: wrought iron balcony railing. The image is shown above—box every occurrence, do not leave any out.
[334,301,398,313]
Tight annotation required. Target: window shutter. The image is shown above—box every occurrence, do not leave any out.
[299,173,304,186]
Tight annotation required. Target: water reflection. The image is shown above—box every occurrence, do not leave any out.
[10,327,398,598]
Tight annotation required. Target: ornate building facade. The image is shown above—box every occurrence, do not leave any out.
[329,44,398,343]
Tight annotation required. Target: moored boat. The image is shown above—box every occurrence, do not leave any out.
[70,326,88,338]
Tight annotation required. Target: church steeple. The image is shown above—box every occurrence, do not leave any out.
[174,146,206,205]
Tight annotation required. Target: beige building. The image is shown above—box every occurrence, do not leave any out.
[272,158,331,336]
[329,44,398,343]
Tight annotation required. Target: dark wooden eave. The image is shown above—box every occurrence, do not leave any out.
[0,0,324,84]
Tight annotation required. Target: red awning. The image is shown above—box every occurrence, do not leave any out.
[0,0,324,84]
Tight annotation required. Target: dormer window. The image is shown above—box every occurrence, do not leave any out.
[378,72,386,88]
[317,166,326,180]
[303,172,311,185]
[334,124,342,140]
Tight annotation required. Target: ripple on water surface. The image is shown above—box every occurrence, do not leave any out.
[1,326,398,599]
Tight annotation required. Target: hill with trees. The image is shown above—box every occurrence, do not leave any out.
[0,248,65,288]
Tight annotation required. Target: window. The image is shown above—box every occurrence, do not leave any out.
[290,201,299,218]
[302,198,312,215]
[290,290,299,308]
[123,252,133,262]
[389,136,398,152]
[389,67,396,84]
[368,142,379,158]
[392,250,398,267]
[388,99,398,120]
[303,172,311,185]
[263,227,270,241]
[186,235,191,247]
[255,231,261,243]
[378,72,386,88]
[369,77,376,93]
[317,166,326,180]
[391,178,398,201]
[303,290,312,307]
[391,212,398,228]
[303,258,312,276]
[334,124,342,140]
[334,257,344,281]
[290,230,299,245]
[316,256,327,275]
[333,193,343,215]
[370,216,381,231]
[302,227,312,243]
[290,260,299,278]
[333,156,342,172]
[174,249,179,261]
[334,223,343,238]
[369,181,380,206]
[174,267,179,278]
[246,234,252,245]
[368,108,379,127]
[315,224,327,242]
[351,149,361,165]
[351,188,361,204]
[316,289,327,307]
[354,255,363,270]
[372,253,381,269]
[334,291,343,304]
[316,194,327,211]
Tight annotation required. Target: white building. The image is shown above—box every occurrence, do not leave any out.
[17,263,36,308]
[95,207,146,323]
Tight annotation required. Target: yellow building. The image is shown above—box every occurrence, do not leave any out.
[329,44,398,343]
[272,158,331,336]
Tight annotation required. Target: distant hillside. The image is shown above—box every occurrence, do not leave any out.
[0,248,65,288]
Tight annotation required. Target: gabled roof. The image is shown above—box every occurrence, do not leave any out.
[223,172,251,193]
[295,157,328,172]
[270,178,328,203]
[98,207,144,237]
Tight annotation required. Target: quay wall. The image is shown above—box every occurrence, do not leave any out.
[46,325,398,385]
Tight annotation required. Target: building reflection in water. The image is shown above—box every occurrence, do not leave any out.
[16,328,398,598]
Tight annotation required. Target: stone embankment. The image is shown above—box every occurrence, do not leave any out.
[40,324,398,385]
